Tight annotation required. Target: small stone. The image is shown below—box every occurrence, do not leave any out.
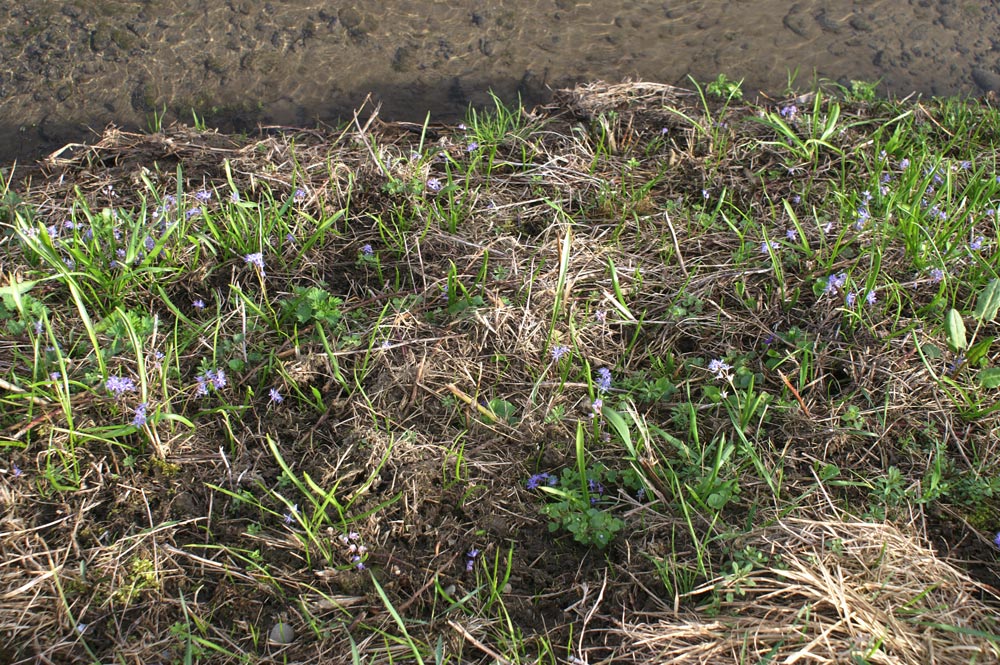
[338,8,363,29]
[972,68,1000,93]
[269,622,295,644]
[849,15,873,32]
[782,10,817,39]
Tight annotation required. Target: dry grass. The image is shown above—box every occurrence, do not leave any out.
[1,81,999,663]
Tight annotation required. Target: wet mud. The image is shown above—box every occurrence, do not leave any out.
[2,0,998,162]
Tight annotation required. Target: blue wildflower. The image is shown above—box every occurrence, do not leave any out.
[550,345,570,361]
[426,177,442,192]
[106,376,137,397]
[132,402,148,427]
[526,472,556,490]
[269,387,283,403]
[206,369,226,390]
[192,298,205,309]
[244,252,265,274]
[824,272,848,295]
[595,367,612,393]
[466,548,480,572]
[590,398,603,418]
[361,244,374,257]
[194,189,212,203]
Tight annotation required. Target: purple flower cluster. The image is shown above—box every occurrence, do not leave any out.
[595,367,612,393]
[195,369,226,396]
[338,531,367,570]
[466,548,480,572]
[106,376,137,397]
[244,252,265,275]
[426,177,442,192]
[550,345,570,361]
[824,272,848,296]
[269,387,283,403]
[846,289,877,307]
[132,402,148,427]
[708,359,733,381]
[526,472,557,490]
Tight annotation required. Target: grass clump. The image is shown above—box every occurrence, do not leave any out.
[1,80,1000,663]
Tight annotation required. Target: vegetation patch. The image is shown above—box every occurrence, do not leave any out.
[1,78,1000,663]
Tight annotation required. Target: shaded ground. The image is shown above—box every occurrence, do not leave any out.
[1,81,1000,663]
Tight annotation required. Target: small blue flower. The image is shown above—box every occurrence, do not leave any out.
[760,240,780,254]
[970,236,984,251]
[361,244,374,257]
[466,142,479,152]
[294,188,307,201]
[865,290,877,305]
[590,398,603,418]
[132,402,148,427]
[785,229,798,242]
[50,372,60,381]
[230,191,240,203]
[824,272,848,296]
[466,548,480,572]
[106,376,137,397]
[595,367,612,393]
[779,104,797,119]
[526,472,556,490]
[186,207,202,219]
[928,267,944,283]
[269,387,283,403]
[284,504,298,525]
[244,252,265,274]
[192,298,205,309]
[994,531,1000,548]
[846,292,857,307]
[550,345,570,361]
[11,463,23,478]
[708,359,732,380]
[194,189,212,203]
[426,177,442,192]
[207,369,227,390]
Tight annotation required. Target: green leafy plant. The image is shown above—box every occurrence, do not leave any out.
[279,284,344,328]
[705,73,744,100]
[528,423,639,548]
